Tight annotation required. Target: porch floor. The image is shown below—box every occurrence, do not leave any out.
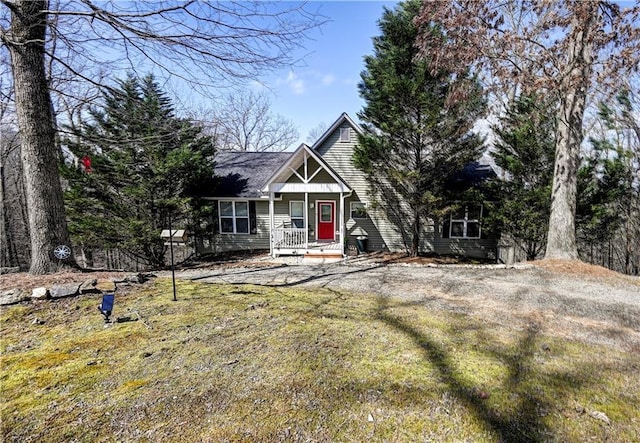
[273,240,343,257]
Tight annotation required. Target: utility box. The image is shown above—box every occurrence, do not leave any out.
[160,229,187,245]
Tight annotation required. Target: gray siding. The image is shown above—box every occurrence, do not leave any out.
[316,121,498,258]
[207,118,498,259]
[197,200,271,254]
[316,122,403,252]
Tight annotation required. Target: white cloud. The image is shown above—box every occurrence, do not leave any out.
[287,70,305,95]
[322,74,336,86]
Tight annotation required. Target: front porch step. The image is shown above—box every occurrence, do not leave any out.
[301,254,344,265]
[303,253,343,259]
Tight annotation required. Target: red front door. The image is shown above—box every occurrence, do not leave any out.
[317,201,335,241]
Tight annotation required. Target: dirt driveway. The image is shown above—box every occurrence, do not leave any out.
[168,259,640,351]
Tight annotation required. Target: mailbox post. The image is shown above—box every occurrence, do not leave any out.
[160,217,187,302]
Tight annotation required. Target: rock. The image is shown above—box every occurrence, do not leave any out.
[136,273,153,283]
[79,279,99,294]
[367,413,375,422]
[31,287,50,300]
[0,288,28,306]
[589,410,611,425]
[95,279,116,292]
[31,317,45,325]
[50,283,81,299]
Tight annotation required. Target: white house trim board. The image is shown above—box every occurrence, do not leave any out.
[307,164,325,183]
[269,194,275,256]
[288,166,305,183]
[269,182,349,194]
[316,200,336,241]
[204,196,263,201]
[261,144,351,194]
[339,193,345,251]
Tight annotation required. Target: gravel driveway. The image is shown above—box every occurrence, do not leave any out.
[167,260,640,350]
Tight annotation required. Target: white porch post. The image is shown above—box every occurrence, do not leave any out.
[304,191,309,250]
[269,190,275,257]
[339,192,345,256]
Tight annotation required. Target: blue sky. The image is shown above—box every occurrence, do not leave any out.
[252,1,398,147]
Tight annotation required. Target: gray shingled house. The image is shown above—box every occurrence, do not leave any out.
[199,113,498,259]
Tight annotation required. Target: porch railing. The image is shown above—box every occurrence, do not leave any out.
[272,228,307,249]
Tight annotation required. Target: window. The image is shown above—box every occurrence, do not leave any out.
[320,203,332,222]
[350,202,368,219]
[450,204,482,239]
[290,201,305,228]
[339,127,350,142]
[219,201,249,234]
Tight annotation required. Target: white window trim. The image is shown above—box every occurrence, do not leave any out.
[450,204,482,239]
[219,200,250,235]
[289,200,305,228]
[350,201,368,219]
[315,200,336,241]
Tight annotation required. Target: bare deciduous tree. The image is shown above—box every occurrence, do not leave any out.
[211,90,299,152]
[0,76,29,269]
[415,0,640,260]
[306,122,328,145]
[0,0,324,274]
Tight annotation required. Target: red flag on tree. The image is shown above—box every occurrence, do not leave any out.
[81,155,92,173]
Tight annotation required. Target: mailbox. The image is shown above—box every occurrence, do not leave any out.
[160,229,187,245]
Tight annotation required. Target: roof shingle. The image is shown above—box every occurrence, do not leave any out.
[212,151,292,198]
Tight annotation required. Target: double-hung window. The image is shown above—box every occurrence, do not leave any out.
[290,201,305,228]
[219,201,249,234]
[450,205,482,239]
[350,201,368,219]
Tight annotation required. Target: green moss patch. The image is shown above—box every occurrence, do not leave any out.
[1,278,638,442]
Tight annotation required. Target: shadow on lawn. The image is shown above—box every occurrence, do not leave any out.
[255,263,386,289]
[189,262,387,290]
[373,295,584,443]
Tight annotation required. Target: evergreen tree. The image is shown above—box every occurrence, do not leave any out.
[62,74,216,268]
[354,0,485,256]
[488,94,556,260]
[577,90,640,274]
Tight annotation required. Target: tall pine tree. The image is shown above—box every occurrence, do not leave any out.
[354,0,485,256]
[489,94,556,260]
[63,74,216,268]
[577,90,640,274]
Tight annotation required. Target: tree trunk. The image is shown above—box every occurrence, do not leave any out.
[6,0,76,274]
[80,245,94,269]
[0,164,9,266]
[545,6,596,260]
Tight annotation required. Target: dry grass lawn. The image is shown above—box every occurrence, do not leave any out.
[1,277,639,442]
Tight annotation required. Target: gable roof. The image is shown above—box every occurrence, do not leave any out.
[310,112,363,151]
[212,151,292,198]
[260,143,351,193]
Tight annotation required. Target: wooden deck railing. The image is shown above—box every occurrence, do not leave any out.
[272,228,308,249]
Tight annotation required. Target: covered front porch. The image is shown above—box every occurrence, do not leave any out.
[271,227,343,257]
[267,192,349,258]
[262,144,352,258]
